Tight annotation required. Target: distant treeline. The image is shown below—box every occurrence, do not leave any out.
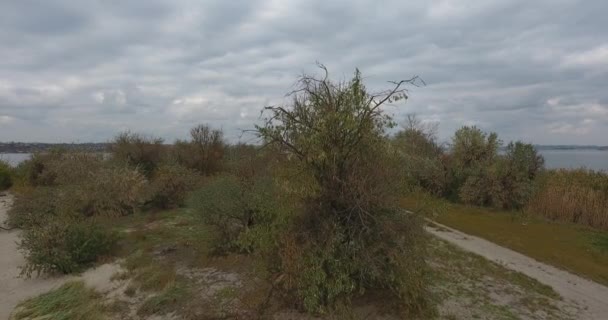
[534,145,608,151]
[0,142,109,153]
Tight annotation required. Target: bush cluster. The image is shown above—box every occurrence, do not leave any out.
[9,152,144,275]
[145,164,200,209]
[395,124,544,210]
[171,124,226,175]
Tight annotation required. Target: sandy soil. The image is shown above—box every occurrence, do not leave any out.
[0,193,121,319]
[427,220,608,320]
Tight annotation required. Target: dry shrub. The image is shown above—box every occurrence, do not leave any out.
[146,164,200,209]
[66,166,147,217]
[526,169,608,229]
[7,187,59,229]
[172,124,225,175]
[111,132,166,177]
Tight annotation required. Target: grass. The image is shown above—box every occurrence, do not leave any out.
[137,281,191,316]
[404,196,608,286]
[13,281,106,320]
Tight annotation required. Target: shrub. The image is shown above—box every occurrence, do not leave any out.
[146,164,200,209]
[172,124,226,175]
[526,169,608,229]
[0,159,12,190]
[15,151,105,188]
[111,132,166,177]
[393,115,447,195]
[257,66,431,314]
[66,166,147,217]
[8,159,145,229]
[19,219,117,276]
[189,174,286,254]
[7,187,59,229]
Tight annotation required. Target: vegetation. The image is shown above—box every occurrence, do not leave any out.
[110,132,165,177]
[189,174,286,254]
[404,195,608,285]
[13,281,106,320]
[19,220,117,276]
[526,168,608,229]
[172,124,226,175]
[145,164,200,209]
[0,159,12,190]
[7,64,607,319]
[257,66,431,315]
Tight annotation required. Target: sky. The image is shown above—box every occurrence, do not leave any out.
[0,0,607,145]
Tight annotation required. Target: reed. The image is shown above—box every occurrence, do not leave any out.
[526,169,608,230]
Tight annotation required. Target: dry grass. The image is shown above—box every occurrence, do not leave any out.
[13,281,107,320]
[526,169,608,230]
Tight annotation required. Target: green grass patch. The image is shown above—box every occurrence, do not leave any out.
[13,281,106,320]
[408,196,608,286]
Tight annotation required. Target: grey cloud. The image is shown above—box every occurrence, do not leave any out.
[0,0,607,144]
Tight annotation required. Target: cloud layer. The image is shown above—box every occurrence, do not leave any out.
[1,0,607,144]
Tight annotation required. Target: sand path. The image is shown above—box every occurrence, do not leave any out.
[427,220,608,320]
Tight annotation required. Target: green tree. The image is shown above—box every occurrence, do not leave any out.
[257,66,430,315]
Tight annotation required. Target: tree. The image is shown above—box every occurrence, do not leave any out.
[393,114,446,195]
[257,65,430,315]
[172,124,225,175]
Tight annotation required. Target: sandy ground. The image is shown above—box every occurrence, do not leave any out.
[427,220,608,320]
[0,193,121,319]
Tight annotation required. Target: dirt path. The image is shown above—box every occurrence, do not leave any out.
[0,193,121,319]
[427,220,608,320]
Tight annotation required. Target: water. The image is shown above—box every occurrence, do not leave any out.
[539,149,608,172]
[0,153,31,167]
[1,150,607,171]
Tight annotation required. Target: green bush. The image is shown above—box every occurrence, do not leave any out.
[393,116,447,196]
[19,219,117,276]
[188,174,286,253]
[146,164,200,209]
[0,159,12,190]
[258,67,431,315]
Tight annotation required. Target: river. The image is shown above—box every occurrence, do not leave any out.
[1,150,607,171]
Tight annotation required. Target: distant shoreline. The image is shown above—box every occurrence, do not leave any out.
[2,142,607,154]
[0,143,108,153]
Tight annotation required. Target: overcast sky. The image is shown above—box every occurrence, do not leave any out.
[1,0,607,144]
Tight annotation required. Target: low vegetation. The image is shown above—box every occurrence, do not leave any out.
[13,281,106,320]
[0,159,12,190]
[526,168,608,229]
